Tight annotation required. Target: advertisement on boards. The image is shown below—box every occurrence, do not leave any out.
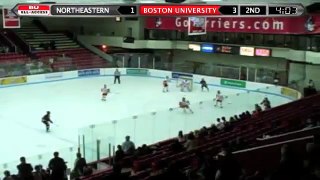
[255,48,272,57]
[201,44,215,53]
[78,69,100,77]
[240,47,255,56]
[188,44,201,51]
[215,45,239,54]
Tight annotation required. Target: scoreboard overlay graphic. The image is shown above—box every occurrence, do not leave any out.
[10,4,305,17]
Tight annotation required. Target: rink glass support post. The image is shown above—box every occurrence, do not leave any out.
[112,145,115,164]
[122,56,125,67]
[96,139,101,161]
[152,57,155,69]
[108,143,112,165]
[78,135,81,153]
[82,135,85,158]
[254,69,258,82]
[138,56,141,68]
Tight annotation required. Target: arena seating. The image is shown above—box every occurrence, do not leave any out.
[0,52,29,64]
[5,21,108,70]
[36,48,108,70]
[78,93,320,180]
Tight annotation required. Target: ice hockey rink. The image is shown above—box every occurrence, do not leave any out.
[0,75,293,172]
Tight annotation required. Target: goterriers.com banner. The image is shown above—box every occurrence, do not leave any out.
[145,16,320,34]
[2,8,20,28]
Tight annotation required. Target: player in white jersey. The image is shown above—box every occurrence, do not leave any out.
[180,79,190,92]
[214,90,224,108]
[101,84,110,101]
[179,97,194,113]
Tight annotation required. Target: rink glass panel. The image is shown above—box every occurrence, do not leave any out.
[78,85,293,162]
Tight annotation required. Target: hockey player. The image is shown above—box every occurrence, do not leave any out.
[101,84,110,101]
[200,78,209,91]
[181,79,191,92]
[179,97,194,113]
[163,79,169,92]
[42,111,53,132]
[214,90,224,108]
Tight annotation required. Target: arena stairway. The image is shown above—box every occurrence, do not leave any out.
[79,93,320,180]
[14,21,80,51]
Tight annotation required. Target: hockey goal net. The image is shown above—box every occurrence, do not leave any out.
[176,76,193,91]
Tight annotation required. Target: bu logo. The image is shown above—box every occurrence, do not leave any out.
[29,6,39,10]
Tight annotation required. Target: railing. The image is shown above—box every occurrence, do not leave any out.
[2,30,31,54]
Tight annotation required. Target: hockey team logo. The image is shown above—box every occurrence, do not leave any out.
[305,16,315,32]
[2,8,20,28]
[17,5,51,16]
[155,17,162,28]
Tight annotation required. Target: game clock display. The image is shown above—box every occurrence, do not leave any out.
[268,6,298,15]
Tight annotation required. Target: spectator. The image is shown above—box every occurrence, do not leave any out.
[17,156,34,180]
[215,144,242,180]
[141,144,152,155]
[3,170,14,180]
[270,144,303,180]
[104,163,128,180]
[33,165,48,180]
[114,145,125,163]
[255,104,262,113]
[122,136,135,155]
[178,130,186,142]
[303,118,315,130]
[210,124,218,134]
[234,115,240,121]
[216,118,225,130]
[260,97,271,110]
[303,143,320,175]
[83,166,93,176]
[186,152,206,180]
[308,79,315,89]
[229,117,236,122]
[164,161,187,180]
[245,111,252,119]
[171,140,184,153]
[134,147,143,157]
[114,69,121,84]
[48,152,67,180]
[200,127,208,136]
[71,153,87,178]
[184,132,197,151]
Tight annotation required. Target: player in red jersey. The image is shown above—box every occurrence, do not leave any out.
[179,97,194,113]
[163,79,169,92]
[101,84,110,101]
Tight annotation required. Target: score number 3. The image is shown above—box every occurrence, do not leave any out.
[233,7,237,14]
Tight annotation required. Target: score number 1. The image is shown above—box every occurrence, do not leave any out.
[118,6,137,15]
